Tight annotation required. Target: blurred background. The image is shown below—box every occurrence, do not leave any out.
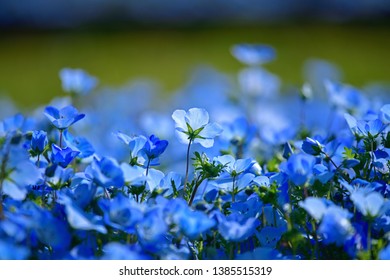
[0,0,390,110]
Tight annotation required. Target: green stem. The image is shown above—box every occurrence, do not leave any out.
[183,139,192,197]
[188,175,203,206]
[145,158,151,176]
[231,176,237,202]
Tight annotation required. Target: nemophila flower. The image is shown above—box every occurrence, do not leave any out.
[30,130,47,155]
[63,130,95,158]
[252,176,270,188]
[85,157,124,188]
[313,164,334,184]
[350,190,390,218]
[218,213,260,242]
[172,107,223,148]
[302,137,324,156]
[51,144,79,168]
[257,227,285,248]
[299,197,333,221]
[380,104,390,124]
[0,240,30,260]
[231,44,276,65]
[140,134,168,168]
[101,243,150,260]
[57,192,107,234]
[2,161,41,200]
[325,80,365,112]
[318,206,354,246]
[136,208,168,252]
[280,153,316,186]
[59,68,98,96]
[44,105,85,130]
[356,119,387,138]
[238,67,280,98]
[98,194,143,233]
[230,194,263,219]
[379,245,390,260]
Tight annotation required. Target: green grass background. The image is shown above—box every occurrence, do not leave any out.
[0,24,389,108]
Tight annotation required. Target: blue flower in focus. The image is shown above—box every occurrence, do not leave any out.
[30,130,48,155]
[140,134,168,165]
[280,153,316,186]
[51,144,80,168]
[172,107,223,148]
[302,137,323,156]
[231,44,276,65]
[59,68,98,96]
[63,130,95,158]
[356,119,387,138]
[44,105,85,130]
[85,157,124,188]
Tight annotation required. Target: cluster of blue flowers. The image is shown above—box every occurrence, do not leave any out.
[1,44,390,260]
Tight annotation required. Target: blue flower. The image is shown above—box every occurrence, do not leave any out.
[380,104,390,124]
[51,144,80,168]
[325,80,365,111]
[379,245,390,260]
[302,137,323,156]
[172,107,223,148]
[59,68,98,96]
[44,105,85,130]
[350,190,390,218]
[238,67,280,97]
[98,194,143,233]
[85,157,124,188]
[231,44,276,65]
[218,213,260,242]
[299,197,332,221]
[318,206,354,246]
[0,240,30,260]
[140,134,168,164]
[31,130,48,155]
[356,119,387,138]
[2,161,41,201]
[280,153,316,186]
[63,130,95,158]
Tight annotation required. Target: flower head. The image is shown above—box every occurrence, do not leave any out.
[51,144,79,168]
[231,44,275,65]
[172,107,222,148]
[44,105,85,130]
[59,68,98,96]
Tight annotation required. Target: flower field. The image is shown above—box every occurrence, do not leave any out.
[1,44,390,260]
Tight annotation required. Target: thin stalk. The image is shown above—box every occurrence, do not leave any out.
[188,175,203,207]
[59,129,63,148]
[183,139,192,196]
[145,158,151,176]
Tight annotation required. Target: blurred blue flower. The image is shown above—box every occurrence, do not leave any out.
[379,245,390,260]
[59,68,98,96]
[318,206,354,246]
[172,107,223,148]
[51,144,79,168]
[238,67,280,97]
[356,119,387,138]
[350,190,390,218]
[218,213,260,242]
[0,240,30,260]
[44,105,85,130]
[99,194,143,233]
[231,44,275,65]
[2,161,41,200]
[57,192,107,234]
[101,243,150,260]
[380,104,390,124]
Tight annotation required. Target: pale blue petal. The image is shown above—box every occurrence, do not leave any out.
[299,197,328,221]
[171,109,187,130]
[198,122,223,139]
[185,108,209,130]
